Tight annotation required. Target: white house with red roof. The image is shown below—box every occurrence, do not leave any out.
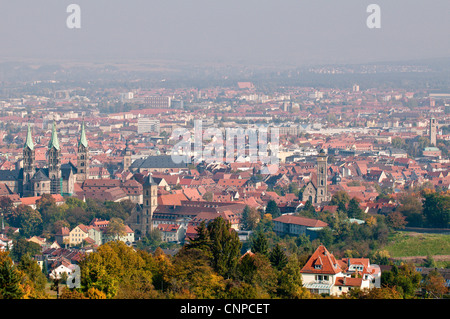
[156,223,184,243]
[300,245,380,296]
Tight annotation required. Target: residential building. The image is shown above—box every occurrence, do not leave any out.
[300,245,380,296]
[272,214,328,239]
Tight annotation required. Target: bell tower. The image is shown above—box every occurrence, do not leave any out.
[77,121,89,182]
[22,124,35,197]
[141,174,158,236]
[316,149,328,204]
[48,121,62,195]
[430,117,437,146]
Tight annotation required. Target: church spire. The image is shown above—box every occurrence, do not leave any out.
[48,121,60,150]
[78,121,88,148]
[24,124,34,150]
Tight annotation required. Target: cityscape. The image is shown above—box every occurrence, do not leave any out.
[0,0,449,310]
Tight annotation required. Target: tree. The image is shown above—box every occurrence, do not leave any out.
[241,205,259,231]
[330,190,350,213]
[104,218,127,240]
[0,252,25,299]
[10,238,41,263]
[36,193,60,225]
[317,227,334,247]
[381,263,422,298]
[422,270,448,298]
[300,199,316,218]
[251,231,269,256]
[207,217,242,279]
[347,197,364,219]
[0,196,14,220]
[276,255,311,299]
[386,211,407,229]
[17,254,47,298]
[186,220,211,253]
[265,200,281,218]
[236,252,278,298]
[9,205,43,238]
[269,244,288,271]
[170,247,225,299]
[396,192,423,227]
[422,192,450,228]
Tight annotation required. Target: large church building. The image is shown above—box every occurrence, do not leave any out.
[5,121,89,198]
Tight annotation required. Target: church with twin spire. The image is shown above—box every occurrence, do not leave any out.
[18,121,89,197]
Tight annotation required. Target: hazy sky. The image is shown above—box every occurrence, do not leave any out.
[0,0,449,66]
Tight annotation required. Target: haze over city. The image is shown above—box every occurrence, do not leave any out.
[0,0,449,67]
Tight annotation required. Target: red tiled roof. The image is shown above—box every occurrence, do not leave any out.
[300,245,342,275]
[273,215,328,228]
[334,276,363,287]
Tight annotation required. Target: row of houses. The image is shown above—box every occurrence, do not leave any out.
[54,218,135,247]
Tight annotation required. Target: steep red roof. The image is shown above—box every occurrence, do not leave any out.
[300,245,342,275]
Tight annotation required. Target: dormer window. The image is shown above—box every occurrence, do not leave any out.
[314,264,322,270]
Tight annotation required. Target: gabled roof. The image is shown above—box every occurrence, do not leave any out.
[300,245,342,275]
[334,276,363,287]
[31,169,50,182]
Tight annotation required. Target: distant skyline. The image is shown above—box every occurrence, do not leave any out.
[0,1,449,67]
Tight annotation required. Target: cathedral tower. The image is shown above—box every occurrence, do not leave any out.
[22,124,35,196]
[316,149,328,204]
[77,121,89,182]
[48,121,62,194]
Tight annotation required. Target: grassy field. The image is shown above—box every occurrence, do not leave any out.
[384,231,450,258]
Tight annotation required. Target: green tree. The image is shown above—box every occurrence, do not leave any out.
[330,190,350,213]
[207,217,242,279]
[0,252,25,299]
[10,238,41,263]
[265,200,281,218]
[236,253,278,298]
[299,199,316,218]
[347,197,364,219]
[422,192,450,228]
[186,220,211,253]
[251,231,269,256]
[269,244,288,271]
[276,255,311,299]
[9,205,43,238]
[381,264,422,298]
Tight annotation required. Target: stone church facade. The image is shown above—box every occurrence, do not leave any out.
[1,121,89,197]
